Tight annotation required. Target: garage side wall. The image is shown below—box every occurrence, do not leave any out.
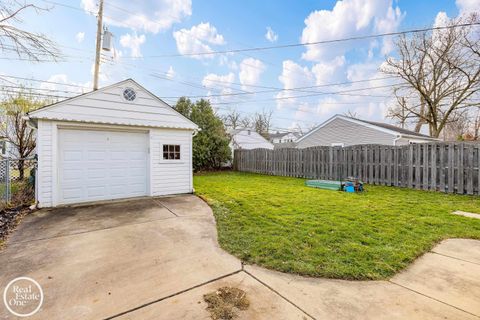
[37,119,56,207]
[150,128,193,196]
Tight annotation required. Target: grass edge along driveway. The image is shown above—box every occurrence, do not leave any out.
[194,172,480,280]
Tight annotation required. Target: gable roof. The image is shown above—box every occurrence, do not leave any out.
[27,79,198,130]
[269,131,302,140]
[230,128,274,150]
[353,118,433,138]
[297,114,439,143]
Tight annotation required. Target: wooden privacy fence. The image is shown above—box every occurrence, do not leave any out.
[233,143,480,195]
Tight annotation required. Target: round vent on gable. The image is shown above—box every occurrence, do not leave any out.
[123,88,137,102]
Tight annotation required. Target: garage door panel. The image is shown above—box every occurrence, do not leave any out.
[110,168,127,178]
[58,129,148,204]
[129,167,146,177]
[86,186,107,197]
[129,183,148,192]
[87,151,107,161]
[63,168,83,181]
[62,187,84,200]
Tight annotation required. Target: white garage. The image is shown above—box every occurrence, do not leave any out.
[26,79,198,207]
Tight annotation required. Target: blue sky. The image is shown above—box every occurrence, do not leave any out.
[1,0,478,133]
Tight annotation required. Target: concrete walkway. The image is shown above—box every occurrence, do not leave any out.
[0,196,479,319]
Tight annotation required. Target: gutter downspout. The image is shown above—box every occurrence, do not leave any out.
[393,135,402,146]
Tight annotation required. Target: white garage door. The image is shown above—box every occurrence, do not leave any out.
[58,129,149,204]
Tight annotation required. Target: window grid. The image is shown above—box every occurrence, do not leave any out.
[163,144,181,160]
[123,88,137,101]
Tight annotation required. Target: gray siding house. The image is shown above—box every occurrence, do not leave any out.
[296,115,439,148]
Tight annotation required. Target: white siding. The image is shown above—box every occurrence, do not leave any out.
[150,129,193,196]
[37,120,55,207]
[36,121,193,208]
[29,80,197,130]
[296,118,396,148]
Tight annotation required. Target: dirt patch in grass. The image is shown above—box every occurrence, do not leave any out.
[203,287,249,320]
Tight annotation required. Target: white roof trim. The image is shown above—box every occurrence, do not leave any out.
[296,114,435,143]
[28,79,198,130]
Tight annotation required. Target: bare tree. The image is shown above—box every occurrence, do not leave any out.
[252,109,273,138]
[0,92,46,178]
[240,116,251,128]
[0,1,60,61]
[344,110,359,119]
[223,109,242,129]
[382,14,480,138]
[441,109,470,141]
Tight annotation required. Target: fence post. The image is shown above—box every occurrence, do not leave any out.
[5,158,10,203]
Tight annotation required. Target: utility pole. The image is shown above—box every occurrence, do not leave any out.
[93,0,104,91]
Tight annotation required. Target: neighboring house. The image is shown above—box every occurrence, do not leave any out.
[269,131,302,149]
[269,131,301,144]
[25,79,198,208]
[229,128,274,152]
[296,114,439,148]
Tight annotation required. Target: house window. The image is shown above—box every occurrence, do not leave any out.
[163,144,181,160]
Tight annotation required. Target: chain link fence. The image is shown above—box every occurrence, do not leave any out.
[0,158,36,209]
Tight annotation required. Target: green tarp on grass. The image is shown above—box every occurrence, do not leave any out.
[305,180,342,191]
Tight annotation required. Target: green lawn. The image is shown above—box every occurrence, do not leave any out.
[194,171,480,280]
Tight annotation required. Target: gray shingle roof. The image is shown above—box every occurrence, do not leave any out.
[349,117,435,139]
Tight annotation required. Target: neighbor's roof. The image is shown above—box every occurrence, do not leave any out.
[297,114,439,143]
[230,128,274,150]
[269,131,302,139]
[353,118,433,138]
[27,79,198,130]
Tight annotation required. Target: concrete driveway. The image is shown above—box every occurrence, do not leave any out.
[0,196,479,320]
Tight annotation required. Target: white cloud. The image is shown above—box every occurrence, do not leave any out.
[276,60,315,109]
[274,57,396,130]
[375,6,404,55]
[456,0,480,13]
[75,32,85,43]
[301,0,404,62]
[81,0,192,34]
[276,58,347,110]
[173,22,225,59]
[120,33,146,58]
[166,66,176,79]
[434,11,450,28]
[202,72,235,102]
[311,56,346,85]
[80,0,96,13]
[239,58,265,90]
[265,26,278,42]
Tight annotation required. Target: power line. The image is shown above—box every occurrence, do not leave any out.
[0,84,81,95]
[0,89,69,99]
[0,75,91,89]
[207,83,400,105]
[121,22,480,58]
